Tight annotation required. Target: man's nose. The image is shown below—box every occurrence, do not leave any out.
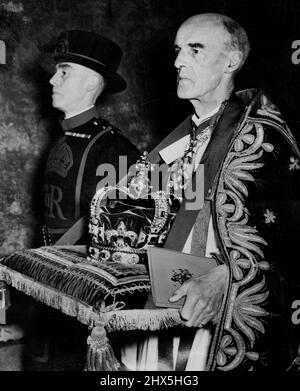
[49,72,59,86]
[174,50,186,70]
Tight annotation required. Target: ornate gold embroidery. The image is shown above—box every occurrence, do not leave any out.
[213,118,274,370]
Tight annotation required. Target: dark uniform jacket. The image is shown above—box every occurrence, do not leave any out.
[43,106,140,244]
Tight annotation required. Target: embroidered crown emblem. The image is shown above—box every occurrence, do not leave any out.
[46,139,73,177]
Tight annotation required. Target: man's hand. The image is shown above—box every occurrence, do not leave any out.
[169,264,229,327]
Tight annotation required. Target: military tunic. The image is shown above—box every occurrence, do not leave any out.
[43,106,140,244]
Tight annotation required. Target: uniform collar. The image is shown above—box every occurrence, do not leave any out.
[60,106,99,131]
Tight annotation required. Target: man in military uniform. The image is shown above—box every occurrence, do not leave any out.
[28,30,140,364]
[0,30,140,354]
[42,29,140,245]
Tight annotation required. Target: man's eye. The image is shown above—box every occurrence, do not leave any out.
[62,70,68,77]
[192,48,199,55]
[174,46,180,54]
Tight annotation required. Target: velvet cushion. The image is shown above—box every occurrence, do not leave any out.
[0,246,150,312]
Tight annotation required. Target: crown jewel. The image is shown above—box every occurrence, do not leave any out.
[88,152,179,265]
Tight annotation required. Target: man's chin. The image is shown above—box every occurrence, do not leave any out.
[176,88,191,99]
[52,98,64,111]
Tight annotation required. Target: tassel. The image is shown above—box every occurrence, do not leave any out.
[86,321,121,371]
[0,281,10,310]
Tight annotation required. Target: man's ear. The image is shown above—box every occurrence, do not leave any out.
[86,74,104,92]
[86,75,98,92]
[225,51,243,74]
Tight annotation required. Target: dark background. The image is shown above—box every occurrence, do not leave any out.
[0,0,300,255]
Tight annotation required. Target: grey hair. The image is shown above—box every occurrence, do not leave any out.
[220,15,250,70]
[185,13,250,71]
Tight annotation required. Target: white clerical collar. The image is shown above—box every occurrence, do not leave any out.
[159,105,220,165]
[64,105,95,119]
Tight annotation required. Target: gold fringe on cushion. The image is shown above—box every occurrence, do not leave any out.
[0,281,10,310]
[103,308,183,332]
[0,265,183,333]
[0,265,100,328]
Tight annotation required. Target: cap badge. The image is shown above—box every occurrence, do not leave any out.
[55,38,68,54]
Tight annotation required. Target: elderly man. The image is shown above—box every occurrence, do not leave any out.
[118,13,300,371]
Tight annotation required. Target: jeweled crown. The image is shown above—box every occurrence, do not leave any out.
[88,152,180,264]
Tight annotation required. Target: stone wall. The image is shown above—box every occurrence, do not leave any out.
[0,0,300,255]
